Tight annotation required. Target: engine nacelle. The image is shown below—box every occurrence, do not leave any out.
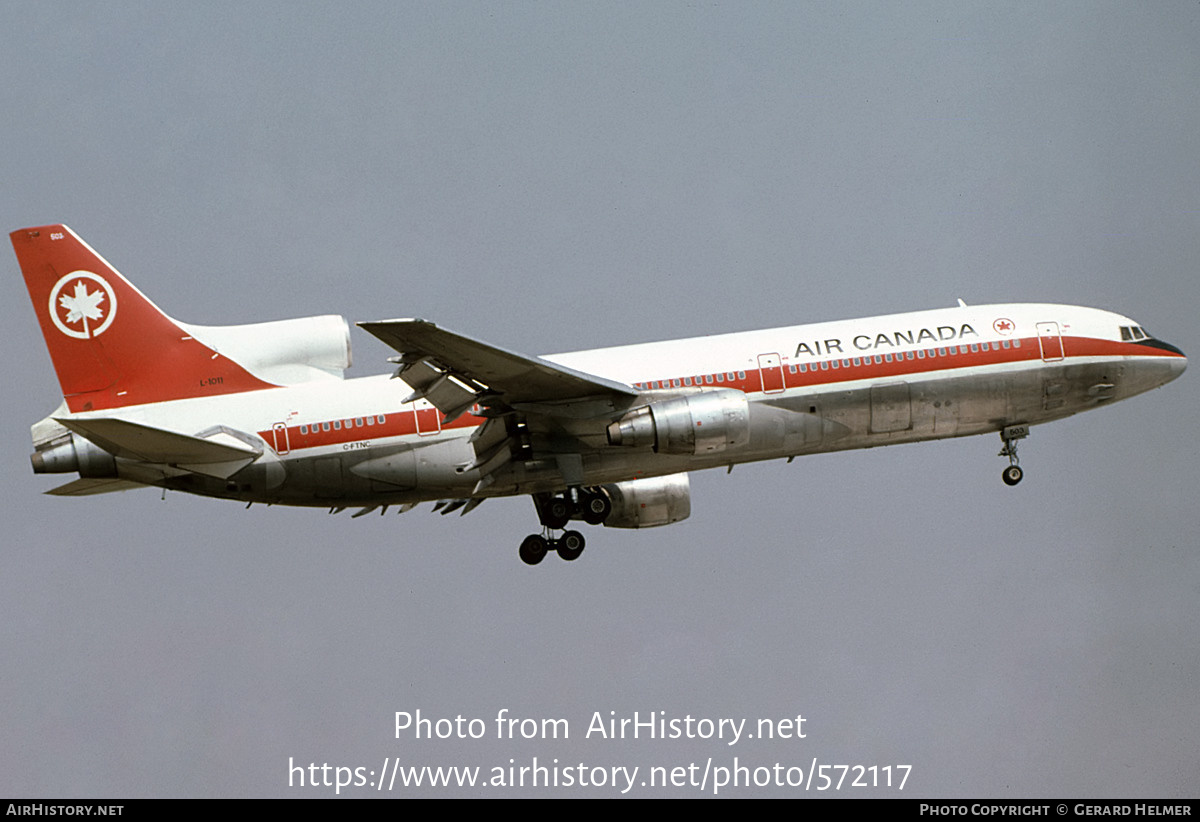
[601,473,691,529]
[30,434,117,478]
[180,314,352,384]
[606,389,750,455]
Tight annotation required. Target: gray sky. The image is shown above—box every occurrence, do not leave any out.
[2,1,1197,797]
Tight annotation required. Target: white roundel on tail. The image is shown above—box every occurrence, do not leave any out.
[48,271,117,339]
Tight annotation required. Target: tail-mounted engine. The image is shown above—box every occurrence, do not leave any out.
[606,389,750,455]
[31,433,117,478]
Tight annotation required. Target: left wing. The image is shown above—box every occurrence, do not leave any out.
[358,319,642,495]
[358,319,638,420]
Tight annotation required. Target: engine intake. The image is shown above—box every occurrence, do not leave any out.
[606,389,750,455]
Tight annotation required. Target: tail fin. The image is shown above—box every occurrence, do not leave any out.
[11,224,277,412]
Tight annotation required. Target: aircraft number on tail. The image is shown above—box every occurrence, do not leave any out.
[48,271,117,339]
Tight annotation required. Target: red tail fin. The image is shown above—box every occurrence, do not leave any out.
[12,224,276,412]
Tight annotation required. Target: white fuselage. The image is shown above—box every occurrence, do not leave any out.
[50,302,1185,507]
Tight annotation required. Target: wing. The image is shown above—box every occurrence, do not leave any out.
[358,319,638,417]
[358,319,641,495]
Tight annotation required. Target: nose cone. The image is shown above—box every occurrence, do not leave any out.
[1170,350,1187,382]
[1115,339,1186,400]
[1140,338,1186,392]
[1157,339,1187,383]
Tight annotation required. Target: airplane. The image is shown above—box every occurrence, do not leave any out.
[12,224,1187,565]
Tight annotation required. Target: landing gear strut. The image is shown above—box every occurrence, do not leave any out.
[998,424,1029,486]
[518,488,610,564]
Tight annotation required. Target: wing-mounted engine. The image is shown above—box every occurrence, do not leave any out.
[601,473,691,529]
[605,389,750,455]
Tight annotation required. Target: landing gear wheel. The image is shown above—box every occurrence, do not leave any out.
[519,534,549,566]
[579,491,612,525]
[557,530,586,561]
[543,497,571,530]
[1002,465,1024,486]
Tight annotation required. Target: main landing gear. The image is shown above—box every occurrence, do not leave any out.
[998,424,1029,486]
[518,488,612,565]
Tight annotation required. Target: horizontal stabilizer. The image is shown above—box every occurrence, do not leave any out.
[46,477,144,496]
[55,417,261,466]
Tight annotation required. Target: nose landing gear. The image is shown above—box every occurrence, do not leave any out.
[998,424,1029,486]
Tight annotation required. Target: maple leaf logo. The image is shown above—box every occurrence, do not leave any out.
[993,318,1014,335]
[59,280,106,329]
[48,271,118,339]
